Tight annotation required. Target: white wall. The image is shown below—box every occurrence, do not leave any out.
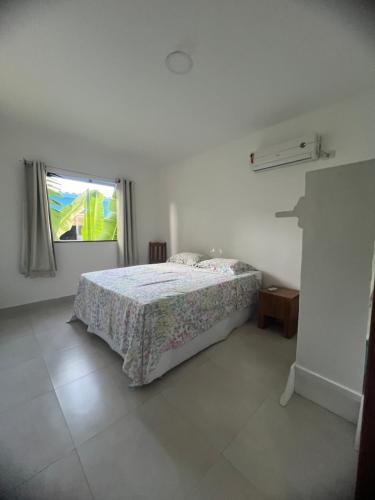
[290,162,375,422]
[157,89,375,289]
[0,114,160,308]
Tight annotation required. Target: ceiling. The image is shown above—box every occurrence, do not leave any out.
[1,0,374,168]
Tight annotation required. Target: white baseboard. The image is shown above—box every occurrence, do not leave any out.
[0,295,75,313]
[280,363,361,424]
[354,395,364,450]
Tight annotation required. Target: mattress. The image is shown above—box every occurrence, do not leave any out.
[72,263,262,386]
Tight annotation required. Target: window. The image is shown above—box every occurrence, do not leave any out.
[46,173,117,242]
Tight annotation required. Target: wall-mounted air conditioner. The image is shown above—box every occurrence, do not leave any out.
[250,133,321,172]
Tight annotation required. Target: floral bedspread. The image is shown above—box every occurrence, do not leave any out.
[73,263,261,386]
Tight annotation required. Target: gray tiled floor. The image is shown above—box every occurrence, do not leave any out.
[0,298,358,499]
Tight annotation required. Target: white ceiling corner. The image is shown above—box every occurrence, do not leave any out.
[0,0,374,168]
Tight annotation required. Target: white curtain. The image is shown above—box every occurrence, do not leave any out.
[20,160,57,277]
[117,179,138,267]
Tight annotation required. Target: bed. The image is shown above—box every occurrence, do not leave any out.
[72,262,262,386]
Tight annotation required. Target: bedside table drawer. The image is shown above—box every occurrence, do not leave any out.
[260,294,289,320]
[258,288,299,338]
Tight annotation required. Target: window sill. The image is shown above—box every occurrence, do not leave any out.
[54,240,118,243]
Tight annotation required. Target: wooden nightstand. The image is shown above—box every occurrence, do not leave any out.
[258,287,299,338]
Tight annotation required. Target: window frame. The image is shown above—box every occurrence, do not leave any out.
[46,170,118,243]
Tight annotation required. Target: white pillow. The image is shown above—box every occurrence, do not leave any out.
[167,252,210,266]
[195,258,255,275]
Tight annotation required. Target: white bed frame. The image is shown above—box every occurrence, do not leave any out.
[82,305,254,385]
[78,304,256,383]
[144,304,254,383]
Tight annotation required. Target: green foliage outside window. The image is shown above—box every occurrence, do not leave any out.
[47,175,117,241]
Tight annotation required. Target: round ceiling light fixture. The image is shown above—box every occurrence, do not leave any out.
[165,50,193,74]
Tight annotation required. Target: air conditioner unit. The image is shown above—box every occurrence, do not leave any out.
[250,134,321,172]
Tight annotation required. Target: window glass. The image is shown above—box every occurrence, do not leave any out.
[46,174,117,241]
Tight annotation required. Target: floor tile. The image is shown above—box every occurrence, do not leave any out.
[87,334,124,365]
[11,451,92,500]
[224,395,357,500]
[0,299,359,500]
[0,305,34,322]
[186,456,266,500]
[78,394,218,500]
[28,298,74,327]
[44,340,121,389]
[0,317,33,342]
[0,335,41,372]
[157,349,209,390]
[0,358,52,414]
[30,310,73,334]
[161,359,268,451]
[207,322,295,391]
[0,393,74,492]
[34,320,90,356]
[108,362,161,402]
[56,365,157,446]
